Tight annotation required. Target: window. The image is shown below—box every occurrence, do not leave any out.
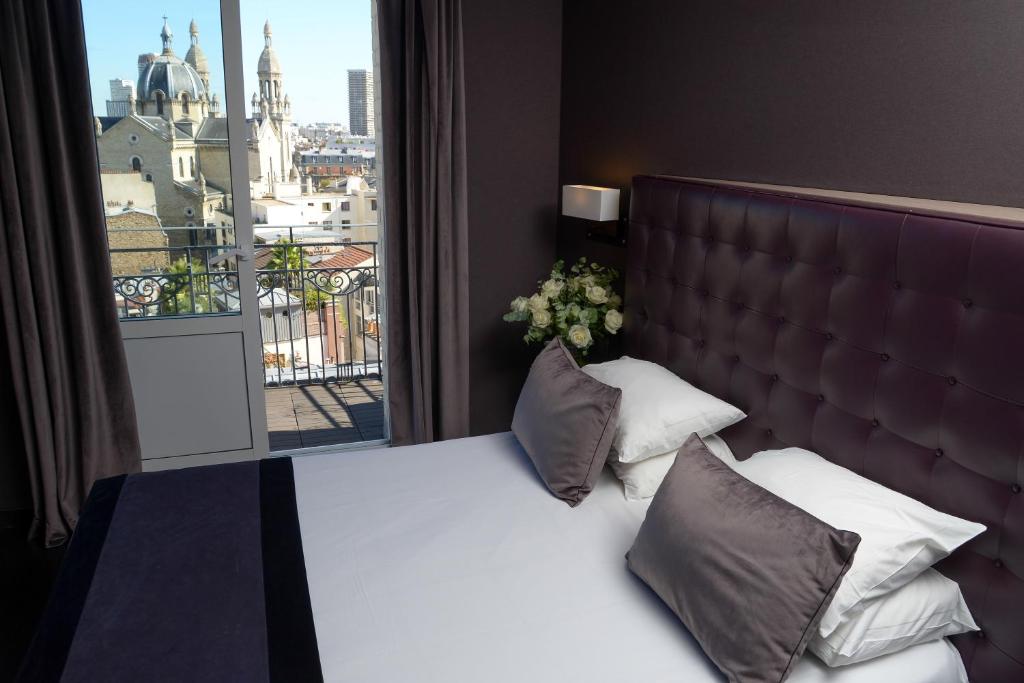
[370,199,377,211]
[84,10,239,317]
[341,219,351,226]
[339,201,350,211]
[83,3,387,451]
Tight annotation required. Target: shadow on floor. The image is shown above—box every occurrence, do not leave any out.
[266,378,385,451]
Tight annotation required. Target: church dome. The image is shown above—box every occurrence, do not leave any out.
[138,18,207,101]
[138,56,207,101]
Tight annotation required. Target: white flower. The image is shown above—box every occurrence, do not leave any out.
[567,324,593,349]
[531,308,552,327]
[541,278,564,298]
[528,293,549,314]
[510,296,530,314]
[608,293,622,309]
[604,309,622,334]
[586,285,609,305]
[576,274,596,288]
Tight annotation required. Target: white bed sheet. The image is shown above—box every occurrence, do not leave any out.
[292,432,967,683]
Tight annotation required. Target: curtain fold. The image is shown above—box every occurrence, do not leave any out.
[0,0,141,547]
[378,0,470,444]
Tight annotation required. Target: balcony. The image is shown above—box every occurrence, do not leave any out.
[109,224,385,451]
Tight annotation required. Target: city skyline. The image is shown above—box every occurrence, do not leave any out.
[82,0,374,125]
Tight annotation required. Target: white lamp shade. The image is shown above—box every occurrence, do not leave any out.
[562,185,620,222]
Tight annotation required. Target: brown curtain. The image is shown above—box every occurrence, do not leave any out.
[378,0,470,444]
[0,0,141,547]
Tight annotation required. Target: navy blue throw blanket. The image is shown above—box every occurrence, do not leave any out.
[16,459,323,683]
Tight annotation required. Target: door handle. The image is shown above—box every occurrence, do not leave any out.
[208,248,251,266]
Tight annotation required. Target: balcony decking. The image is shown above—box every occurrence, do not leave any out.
[265,378,386,451]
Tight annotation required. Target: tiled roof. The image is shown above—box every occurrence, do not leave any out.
[253,245,374,272]
[196,117,229,142]
[313,247,374,269]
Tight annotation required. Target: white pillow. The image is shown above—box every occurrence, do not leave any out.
[809,568,978,667]
[732,447,985,638]
[580,356,745,463]
[609,434,737,500]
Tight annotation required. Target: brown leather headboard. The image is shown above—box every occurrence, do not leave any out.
[624,175,1024,682]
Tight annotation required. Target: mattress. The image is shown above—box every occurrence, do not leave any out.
[294,432,967,683]
[21,432,968,682]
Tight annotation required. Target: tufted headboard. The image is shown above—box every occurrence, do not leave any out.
[624,175,1024,682]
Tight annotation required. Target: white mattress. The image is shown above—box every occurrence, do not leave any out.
[292,432,968,683]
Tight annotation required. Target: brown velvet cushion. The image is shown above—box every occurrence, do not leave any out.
[512,338,621,506]
[627,435,861,683]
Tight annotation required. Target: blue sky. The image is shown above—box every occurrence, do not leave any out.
[82,0,374,124]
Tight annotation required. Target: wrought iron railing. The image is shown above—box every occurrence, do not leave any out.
[109,226,241,318]
[109,224,382,387]
[254,226,381,386]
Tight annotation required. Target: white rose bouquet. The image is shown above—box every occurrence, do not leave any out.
[503,257,623,361]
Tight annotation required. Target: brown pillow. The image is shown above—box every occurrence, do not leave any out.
[627,435,861,683]
[511,338,621,506]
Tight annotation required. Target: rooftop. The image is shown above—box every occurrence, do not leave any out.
[265,379,385,450]
[311,246,374,269]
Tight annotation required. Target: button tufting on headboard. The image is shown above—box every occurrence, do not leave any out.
[624,175,1024,683]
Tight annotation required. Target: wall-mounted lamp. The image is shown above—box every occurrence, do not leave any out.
[561,185,626,246]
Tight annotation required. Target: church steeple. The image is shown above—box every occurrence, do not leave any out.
[257,18,286,121]
[185,18,211,93]
[160,16,174,56]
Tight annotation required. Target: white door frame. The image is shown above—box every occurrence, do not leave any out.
[122,0,268,471]
[220,0,270,460]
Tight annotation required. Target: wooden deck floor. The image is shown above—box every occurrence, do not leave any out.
[264,379,385,451]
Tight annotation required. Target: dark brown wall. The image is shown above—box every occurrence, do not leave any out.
[558,0,1024,269]
[464,0,563,434]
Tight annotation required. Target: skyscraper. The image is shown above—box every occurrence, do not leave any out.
[347,69,375,137]
[106,78,136,116]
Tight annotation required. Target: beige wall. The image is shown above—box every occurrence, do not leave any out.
[100,171,158,213]
[197,143,232,193]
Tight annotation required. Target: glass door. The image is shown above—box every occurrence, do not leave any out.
[83,1,268,469]
[239,0,387,453]
[82,0,387,468]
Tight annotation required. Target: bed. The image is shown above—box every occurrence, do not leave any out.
[19,176,1024,682]
[21,433,965,683]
